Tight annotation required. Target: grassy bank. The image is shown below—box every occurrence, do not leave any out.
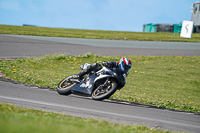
[0,54,199,113]
[0,24,200,42]
[0,103,171,133]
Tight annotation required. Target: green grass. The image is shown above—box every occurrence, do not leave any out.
[0,103,172,133]
[0,54,199,113]
[0,24,200,42]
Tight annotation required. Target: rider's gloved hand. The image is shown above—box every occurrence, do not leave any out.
[122,73,127,81]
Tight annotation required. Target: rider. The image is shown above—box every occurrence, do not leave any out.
[78,57,132,88]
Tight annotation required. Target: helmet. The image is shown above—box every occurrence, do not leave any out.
[119,58,132,73]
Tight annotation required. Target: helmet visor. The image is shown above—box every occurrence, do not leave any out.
[124,65,130,74]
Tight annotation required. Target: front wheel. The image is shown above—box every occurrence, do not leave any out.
[57,74,78,95]
[92,80,117,100]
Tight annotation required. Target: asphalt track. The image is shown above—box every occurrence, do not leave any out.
[0,34,200,132]
[0,80,200,133]
[0,34,200,58]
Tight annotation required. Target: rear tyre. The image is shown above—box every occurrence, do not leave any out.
[92,81,117,100]
[57,74,78,95]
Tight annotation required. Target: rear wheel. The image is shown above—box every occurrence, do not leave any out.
[57,74,78,95]
[92,80,117,100]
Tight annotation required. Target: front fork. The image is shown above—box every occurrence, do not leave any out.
[97,79,111,93]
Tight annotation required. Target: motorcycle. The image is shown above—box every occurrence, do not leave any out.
[57,63,122,100]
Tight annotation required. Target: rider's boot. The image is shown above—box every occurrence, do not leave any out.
[78,69,88,80]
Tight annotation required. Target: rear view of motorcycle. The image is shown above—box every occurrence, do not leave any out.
[57,63,121,100]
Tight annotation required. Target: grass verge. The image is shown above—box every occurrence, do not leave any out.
[0,103,173,133]
[1,24,200,42]
[0,54,199,113]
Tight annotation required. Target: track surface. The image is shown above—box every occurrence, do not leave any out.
[0,34,200,58]
[0,34,200,132]
[0,81,200,132]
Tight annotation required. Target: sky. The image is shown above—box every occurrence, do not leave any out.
[0,0,198,32]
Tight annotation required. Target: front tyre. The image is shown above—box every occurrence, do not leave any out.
[92,81,117,100]
[57,74,78,95]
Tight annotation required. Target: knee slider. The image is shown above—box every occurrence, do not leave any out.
[91,63,102,72]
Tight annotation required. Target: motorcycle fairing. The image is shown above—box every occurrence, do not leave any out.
[95,67,121,84]
[71,67,121,95]
[71,74,97,95]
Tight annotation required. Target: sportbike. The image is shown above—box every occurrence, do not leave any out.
[57,64,123,100]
